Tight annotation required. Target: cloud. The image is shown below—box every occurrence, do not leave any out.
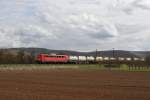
[133,0,150,10]
[0,0,150,51]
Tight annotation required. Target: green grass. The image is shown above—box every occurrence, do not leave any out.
[106,64,150,72]
[0,64,150,71]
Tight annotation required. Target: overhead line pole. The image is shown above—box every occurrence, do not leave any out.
[113,48,115,58]
[95,49,98,62]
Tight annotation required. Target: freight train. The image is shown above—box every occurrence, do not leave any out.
[36,54,145,64]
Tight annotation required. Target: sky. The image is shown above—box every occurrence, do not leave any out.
[0,0,150,51]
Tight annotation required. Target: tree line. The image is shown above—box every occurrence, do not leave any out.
[0,49,150,66]
[0,50,35,64]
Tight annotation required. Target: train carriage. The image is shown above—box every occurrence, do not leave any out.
[37,54,69,63]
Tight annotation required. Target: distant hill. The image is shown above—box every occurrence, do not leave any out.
[0,48,149,58]
[88,50,139,57]
[131,51,150,58]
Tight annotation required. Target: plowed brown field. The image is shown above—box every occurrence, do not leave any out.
[0,69,150,100]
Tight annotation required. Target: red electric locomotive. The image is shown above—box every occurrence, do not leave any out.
[36,54,69,63]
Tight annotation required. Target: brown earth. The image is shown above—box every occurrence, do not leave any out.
[0,69,150,100]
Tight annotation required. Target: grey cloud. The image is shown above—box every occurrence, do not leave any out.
[87,28,117,39]
[122,8,134,15]
[17,31,44,44]
[115,0,150,15]
[0,0,150,51]
[132,0,150,10]
[116,24,146,34]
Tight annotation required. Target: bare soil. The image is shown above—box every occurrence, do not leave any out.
[0,69,150,100]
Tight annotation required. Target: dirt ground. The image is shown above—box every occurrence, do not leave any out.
[0,69,150,100]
